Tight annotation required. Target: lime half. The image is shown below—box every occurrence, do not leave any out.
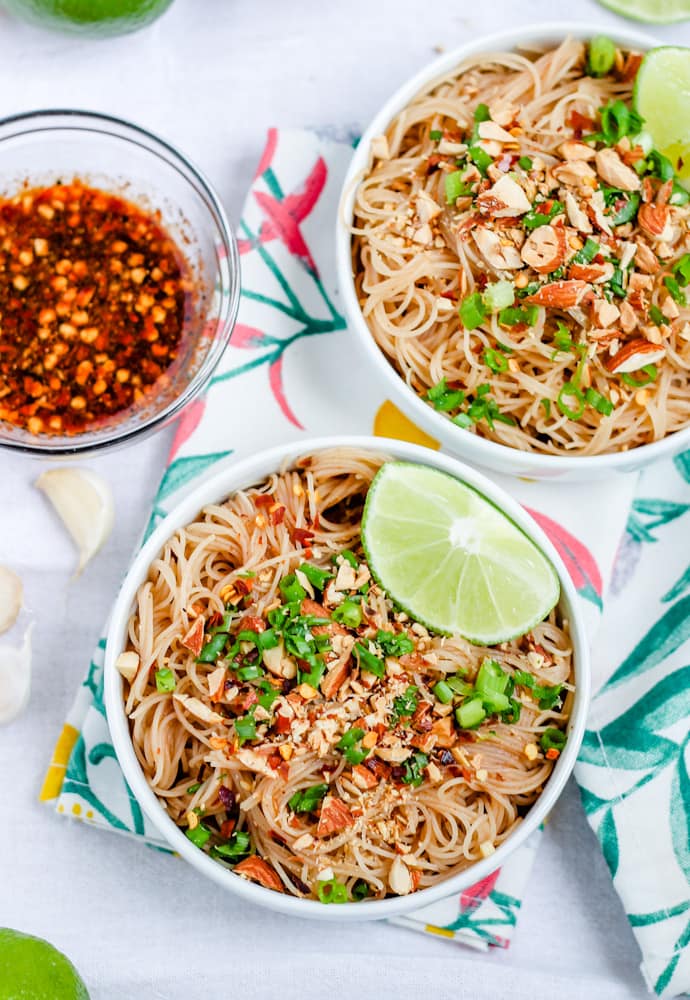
[597,0,690,22]
[0,928,89,999]
[361,462,560,644]
[634,47,690,184]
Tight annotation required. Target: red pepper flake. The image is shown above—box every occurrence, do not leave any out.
[274,713,292,734]
[568,109,595,139]
[253,494,275,508]
[269,503,286,526]
[220,819,236,838]
[293,527,314,547]
[545,747,560,761]
[234,577,254,596]
[0,180,196,436]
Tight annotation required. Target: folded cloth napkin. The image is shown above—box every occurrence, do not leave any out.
[41,129,685,971]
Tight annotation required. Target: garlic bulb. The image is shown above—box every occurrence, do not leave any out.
[0,565,23,635]
[36,467,114,576]
[0,625,32,725]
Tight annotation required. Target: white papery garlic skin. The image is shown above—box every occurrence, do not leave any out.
[36,467,114,575]
[0,625,32,725]
[0,565,23,635]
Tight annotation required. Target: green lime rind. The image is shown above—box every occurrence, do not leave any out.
[3,0,174,36]
[597,0,690,22]
[0,928,90,1000]
[361,462,560,646]
[633,46,690,187]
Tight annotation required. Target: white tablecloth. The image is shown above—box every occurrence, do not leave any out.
[1,1,686,996]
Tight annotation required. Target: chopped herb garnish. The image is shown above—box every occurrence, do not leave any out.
[608,267,627,298]
[469,144,493,175]
[649,304,666,327]
[155,668,176,693]
[376,629,415,657]
[610,192,640,227]
[433,679,455,704]
[483,278,515,314]
[429,129,443,141]
[211,830,252,862]
[571,238,600,264]
[518,155,533,170]
[401,750,429,787]
[185,823,211,848]
[523,199,564,230]
[197,632,228,663]
[591,99,644,146]
[673,253,690,286]
[498,304,539,327]
[352,879,371,900]
[483,347,509,374]
[455,696,486,730]
[279,573,307,603]
[235,707,257,745]
[426,377,465,413]
[540,398,551,418]
[513,669,564,710]
[335,549,359,569]
[186,782,201,794]
[257,680,280,712]
[390,685,419,727]
[646,149,675,182]
[288,783,329,813]
[445,170,472,204]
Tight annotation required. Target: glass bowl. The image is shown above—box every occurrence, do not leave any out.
[0,109,240,457]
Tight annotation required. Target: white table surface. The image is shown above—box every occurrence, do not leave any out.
[0,1,686,997]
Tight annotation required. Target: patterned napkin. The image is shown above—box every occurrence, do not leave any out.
[39,129,683,974]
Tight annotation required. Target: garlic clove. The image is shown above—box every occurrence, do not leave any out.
[36,467,114,576]
[0,565,23,635]
[0,624,32,725]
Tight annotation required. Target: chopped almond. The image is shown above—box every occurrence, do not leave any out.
[316,795,355,837]
[180,617,205,656]
[234,856,284,892]
[525,280,589,308]
[352,764,378,790]
[521,225,567,274]
[115,650,139,682]
[605,338,666,374]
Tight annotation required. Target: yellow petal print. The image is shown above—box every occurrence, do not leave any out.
[39,723,79,801]
[373,400,440,450]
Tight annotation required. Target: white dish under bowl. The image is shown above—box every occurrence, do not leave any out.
[335,22,690,481]
[104,435,590,921]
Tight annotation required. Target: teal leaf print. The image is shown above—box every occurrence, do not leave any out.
[655,917,690,995]
[599,808,619,878]
[580,667,690,770]
[578,785,611,814]
[674,448,690,483]
[663,563,690,604]
[626,498,690,544]
[629,900,690,926]
[156,451,232,503]
[606,595,690,689]
[670,735,690,883]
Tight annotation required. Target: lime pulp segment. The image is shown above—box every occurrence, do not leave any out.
[361,462,560,645]
[634,47,690,185]
[596,0,690,22]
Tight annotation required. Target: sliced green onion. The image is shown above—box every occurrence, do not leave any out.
[585,387,614,416]
[336,549,359,569]
[540,728,567,752]
[518,155,533,171]
[354,642,385,678]
[557,382,586,420]
[611,192,640,226]
[433,680,455,704]
[185,823,211,848]
[288,783,329,813]
[649,304,666,327]
[523,200,564,230]
[670,182,690,206]
[459,292,487,331]
[279,573,307,603]
[155,668,176,693]
[474,102,491,123]
[664,275,686,305]
[298,563,332,590]
[455,697,486,730]
[620,364,657,388]
[483,348,508,374]
[646,149,675,182]
[298,660,325,690]
[587,35,616,77]
[483,279,515,313]
[540,398,551,418]
[197,633,227,663]
[425,377,465,413]
[498,304,538,327]
[336,727,365,750]
[211,830,251,862]
[317,877,348,904]
[595,99,644,146]
[236,664,264,681]
[446,674,474,696]
[469,145,493,175]
[332,599,362,628]
[476,659,509,698]
[444,170,469,205]
[351,879,371,900]
[572,238,600,264]
[391,685,419,726]
[344,746,368,765]
[673,253,690,286]
[235,709,257,745]
[186,782,201,794]
[429,129,443,141]
[257,681,280,712]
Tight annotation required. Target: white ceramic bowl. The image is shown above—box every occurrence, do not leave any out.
[104,435,590,921]
[336,22,690,481]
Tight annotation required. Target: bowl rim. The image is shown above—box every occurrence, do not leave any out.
[335,21,690,476]
[104,433,591,921]
[0,107,241,457]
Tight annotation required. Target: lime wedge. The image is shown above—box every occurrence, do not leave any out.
[597,0,690,22]
[634,47,690,184]
[361,463,560,645]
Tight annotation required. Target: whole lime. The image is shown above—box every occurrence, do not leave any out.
[2,0,175,36]
[0,928,90,1000]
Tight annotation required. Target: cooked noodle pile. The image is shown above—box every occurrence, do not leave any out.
[352,39,690,455]
[121,448,573,900]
